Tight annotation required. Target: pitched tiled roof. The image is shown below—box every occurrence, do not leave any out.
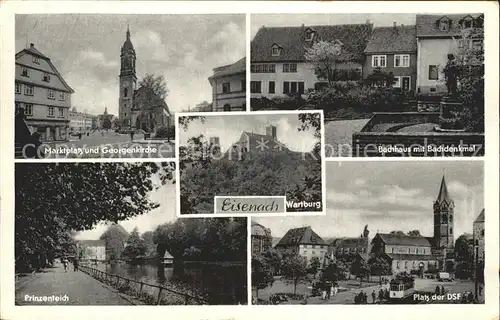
[416,14,484,38]
[364,25,417,53]
[210,57,246,79]
[474,209,485,223]
[435,175,453,205]
[251,221,272,237]
[385,253,437,261]
[251,23,373,62]
[78,240,105,247]
[376,233,432,247]
[276,226,326,247]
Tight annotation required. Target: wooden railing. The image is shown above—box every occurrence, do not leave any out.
[79,265,208,305]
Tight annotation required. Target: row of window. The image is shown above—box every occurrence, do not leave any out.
[338,247,366,254]
[395,260,428,269]
[16,102,65,118]
[15,83,66,100]
[372,54,410,68]
[21,67,53,83]
[386,246,429,255]
[250,80,305,94]
[221,80,246,94]
[251,63,298,74]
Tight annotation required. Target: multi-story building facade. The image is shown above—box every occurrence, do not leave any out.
[473,209,485,270]
[416,14,484,95]
[15,43,74,141]
[78,240,106,261]
[364,23,417,93]
[69,108,97,133]
[275,226,328,268]
[251,221,273,255]
[250,23,373,99]
[208,57,246,111]
[370,233,439,276]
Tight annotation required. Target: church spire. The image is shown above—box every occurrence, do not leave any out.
[436,174,453,205]
[126,25,130,40]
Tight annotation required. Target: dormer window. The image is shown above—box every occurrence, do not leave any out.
[271,44,281,57]
[439,20,449,31]
[461,15,474,29]
[438,16,451,32]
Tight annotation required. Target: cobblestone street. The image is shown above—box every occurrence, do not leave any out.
[15,264,133,305]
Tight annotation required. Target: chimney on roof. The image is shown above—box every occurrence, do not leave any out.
[365,19,370,24]
[30,43,34,48]
[393,22,397,28]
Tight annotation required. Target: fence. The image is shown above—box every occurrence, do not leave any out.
[79,264,208,305]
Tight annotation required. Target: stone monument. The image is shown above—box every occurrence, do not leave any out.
[436,54,466,132]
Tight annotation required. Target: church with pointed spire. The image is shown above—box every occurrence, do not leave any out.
[118,26,172,132]
[367,174,457,276]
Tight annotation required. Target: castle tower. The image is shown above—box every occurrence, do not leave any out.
[266,125,277,140]
[119,26,137,127]
[433,174,455,270]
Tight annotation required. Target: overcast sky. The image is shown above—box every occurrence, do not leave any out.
[179,113,319,153]
[75,173,176,240]
[16,14,245,116]
[254,161,483,240]
[250,13,416,39]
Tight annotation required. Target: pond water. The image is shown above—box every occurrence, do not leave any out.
[95,261,247,305]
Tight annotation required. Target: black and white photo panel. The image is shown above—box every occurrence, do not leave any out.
[177,111,325,215]
[249,13,484,157]
[14,14,245,159]
[251,160,484,305]
[15,162,247,306]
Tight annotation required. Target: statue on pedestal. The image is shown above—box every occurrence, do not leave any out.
[443,53,458,98]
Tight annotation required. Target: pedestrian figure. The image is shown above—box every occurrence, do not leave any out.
[73,258,79,271]
[321,283,327,300]
[62,257,68,272]
[435,285,441,295]
[359,291,364,304]
[363,292,368,304]
[326,282,332,299]
[378,288,384,301]
[372,290,376,304]
[130,130,134,141]
[333,283,338,297]
[354,294,359,304]
[441,285,445,295]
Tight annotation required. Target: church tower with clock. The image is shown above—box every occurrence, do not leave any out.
[119,26,137,127]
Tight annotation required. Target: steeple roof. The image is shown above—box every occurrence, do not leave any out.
[474,209,485,223]
[436,175,453,205]
[121,26,135,53]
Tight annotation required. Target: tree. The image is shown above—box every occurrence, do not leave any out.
[261,248,283,275]
[322,261,347,282]
[122,227,147,260]
[308,256,321,275]
[100,224,129,261]
[252,254,275,299]
[141,231,156,258]
[153,218,247,263]
[102,117,112,130]
[137,74,169,108]
[281,254,308,295]
[408,230,422,237]
[451,27,484,132]
[368,256,392,281]
[350,255,370,286]
[363,67,396,88]
[304,40,343,87]
[15,162,174,272]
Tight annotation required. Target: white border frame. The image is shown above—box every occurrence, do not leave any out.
[175,109,326,218]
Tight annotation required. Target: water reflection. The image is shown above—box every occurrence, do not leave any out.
[96,261,246,305]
